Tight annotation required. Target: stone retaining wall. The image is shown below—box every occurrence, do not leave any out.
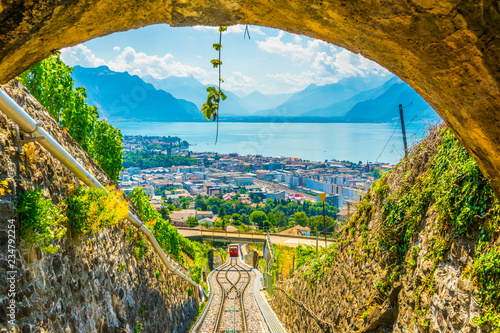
[0,80,196,332]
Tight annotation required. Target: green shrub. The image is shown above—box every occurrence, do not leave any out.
[128,187,211,281]
[16,189,66,253]
[471,246,500,329]
[65,186,128,234]
[295,244,317,270]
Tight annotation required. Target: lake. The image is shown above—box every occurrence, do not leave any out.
[112,121,439,164]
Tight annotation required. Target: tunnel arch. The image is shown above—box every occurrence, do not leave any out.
[0,0,499,197]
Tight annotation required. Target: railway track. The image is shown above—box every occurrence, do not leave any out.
[214,256,250,332]
[194,255,269,333]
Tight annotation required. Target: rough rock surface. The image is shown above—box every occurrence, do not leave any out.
[270,125,496,332]
[0,80,197,332]
[0,0,499,200]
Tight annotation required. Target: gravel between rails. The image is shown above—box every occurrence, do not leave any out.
[197,256,269,333]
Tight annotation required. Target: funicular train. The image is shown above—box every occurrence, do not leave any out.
[229,244,239,257]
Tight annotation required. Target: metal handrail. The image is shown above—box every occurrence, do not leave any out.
[266,231,275,270]
[0,87,201,302]
[184,227,337,241]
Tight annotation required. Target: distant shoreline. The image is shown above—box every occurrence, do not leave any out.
[109,117,413,124]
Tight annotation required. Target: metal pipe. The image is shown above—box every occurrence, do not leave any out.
[0,87,201,302]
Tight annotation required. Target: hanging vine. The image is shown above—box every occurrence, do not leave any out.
[201,26,227,144]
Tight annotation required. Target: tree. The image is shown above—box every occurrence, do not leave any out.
[18,55,123,183]
[368,168,383,180]
[241,213,250,225]
[267,212,277,226]
[92,119,124,183]
[250,193,261,203]
[186,216,198,227]
[293,211,309,227]
[275,210,286,228]
[250,211,267,228]
[154,188,164,197]
[195,198,204,210]
[218,206,225,218]
[263,220,271,231]
[231,213,241,225]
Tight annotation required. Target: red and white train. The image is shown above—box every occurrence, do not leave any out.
[229,244,239,257]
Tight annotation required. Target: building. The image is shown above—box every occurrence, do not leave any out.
[234,177,254,185]
[143,185,154,197]
[125,167,140,175]
[226,225,239,232]
[238,194,252,204]
[169,209,196,223]
[342,186,367,201]
[196,211,214,219]
[256,170,270,180]
[279,225,311,237]
[204,184,221,196]
[266,190,286,201]
[199,216,217,227]
[265,162,283,171]
[316,194,343,209]
[305,179,342,195]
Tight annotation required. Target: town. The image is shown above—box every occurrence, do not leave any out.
[119,135,394,233]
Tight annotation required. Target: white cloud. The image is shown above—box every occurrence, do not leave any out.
[293,35,303,44]
[267,71,340,88]
[61,45,213,82]
[113,46,121,52]
[60,45,106,68]
[224,72,258,91]
[257,31,390,84]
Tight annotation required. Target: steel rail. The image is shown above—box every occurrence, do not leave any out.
[235,259,250,333]
[214,258,231,333]
[0,87,202,302]
[232,259,242,332]
[191,256,233,333]
[214,256,250,333]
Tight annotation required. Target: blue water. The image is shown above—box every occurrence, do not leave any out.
[112,121,438,164]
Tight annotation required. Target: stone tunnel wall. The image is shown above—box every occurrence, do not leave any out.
[0,0,499,202]
[0,80,197,332]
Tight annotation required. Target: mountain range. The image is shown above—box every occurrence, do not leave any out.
[72,66,440,123]
[72,66,204,122]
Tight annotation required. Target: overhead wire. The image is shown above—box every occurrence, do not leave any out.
[402,93,418,109]
[407,105,430,125]
[376,118,400,163]
[376,95,432,163]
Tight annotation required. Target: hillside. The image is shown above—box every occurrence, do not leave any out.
[344,82,438,122]
[271,125,500,332]
[71,66,440,123]
[72,66,205,122]
[255,75,392,117]
[302,77,402,118]
[142,74,254,117]
[242,90,293,111]
[0,80,198,332]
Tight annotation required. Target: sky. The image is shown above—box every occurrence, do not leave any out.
[60,24,394,95]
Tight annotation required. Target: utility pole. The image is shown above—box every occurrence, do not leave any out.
[318,193,328,248]
[316,231,319,257]
[322,202,327,247]
[399,104,408,157]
